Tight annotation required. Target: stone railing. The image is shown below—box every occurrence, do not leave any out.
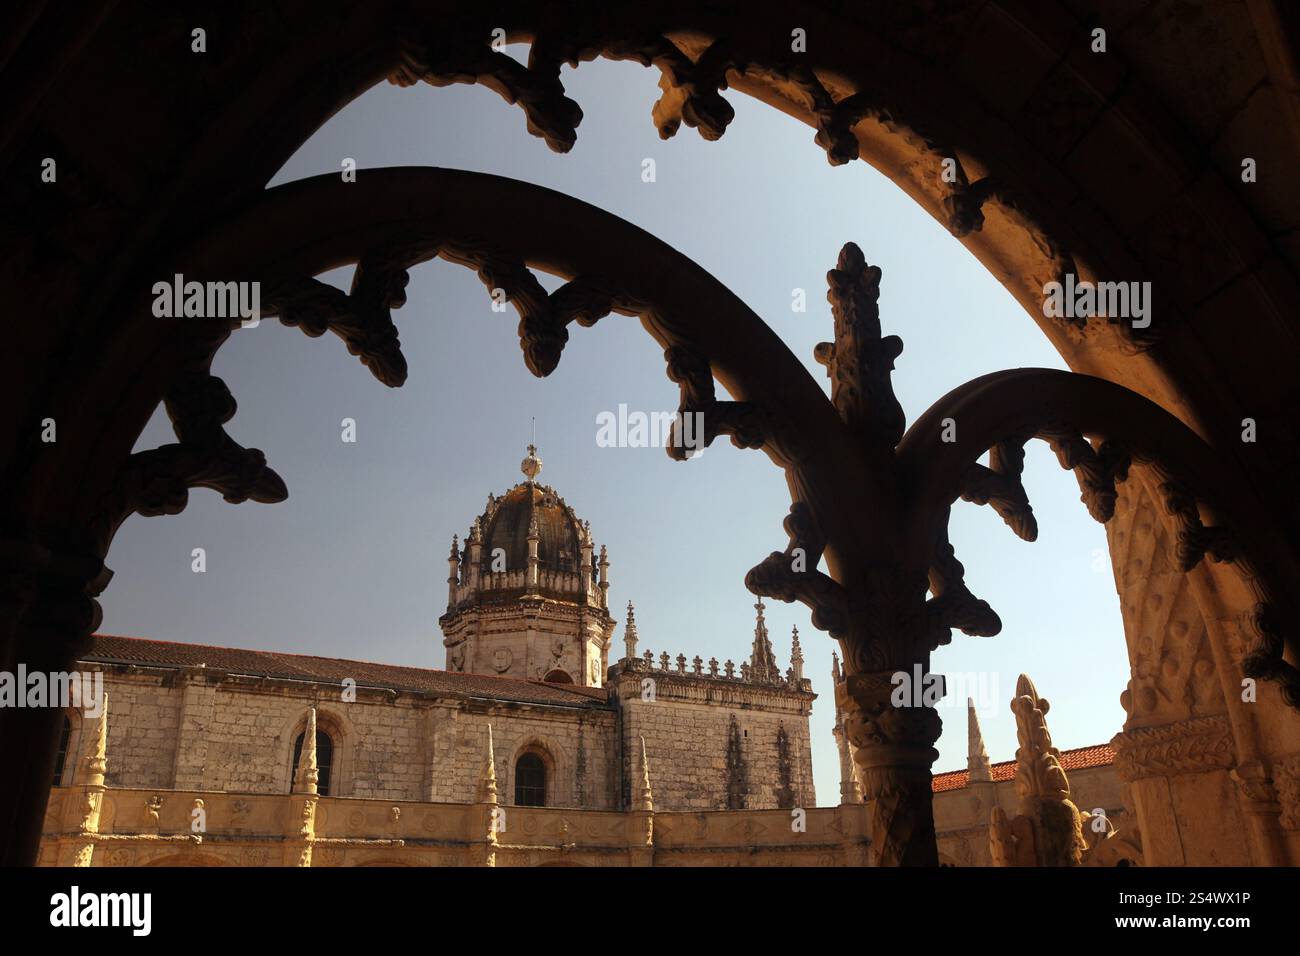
[449,567,603,608]
[614,651,812,693]
[39,785,864,867]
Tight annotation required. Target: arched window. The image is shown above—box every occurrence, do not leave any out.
[542,669,573,684]
[51,715,73,786]
[291,729,335,796]
[514,752,546,806]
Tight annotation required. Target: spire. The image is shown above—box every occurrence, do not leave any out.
[84,693,108,788]
[749,597,778,682]
[447,534,461,607]
[788,624,804,681]
[293,707,319,795]
[967,698,992,783]
[637,736,654,811]
[623,601,639,660]
[479,724,498,803]
[831,649,842,683]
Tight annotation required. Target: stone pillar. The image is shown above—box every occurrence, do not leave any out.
[446,534,460,607]
[598,544,609,608]
[830,653,863,806]
[838,801,871,866]
[622,601,639,661]
[1111,714,1252,865]
[838,670,941,867]
[526,513,540,591]
[171,671,217,789]
[579,522,593,595]
[467,519,482,593]
[0,536,108,866]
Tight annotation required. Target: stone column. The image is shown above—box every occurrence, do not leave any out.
[1111,714,1251,865]
[838,670,942,867]
[0,535,108,866]
[830,653,863,806]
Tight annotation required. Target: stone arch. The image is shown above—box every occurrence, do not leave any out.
[509,737,563,808]
[275,704,357,798]
[6,4,1300,866]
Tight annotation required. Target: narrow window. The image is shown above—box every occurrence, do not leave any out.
[52,715,73,786]
[515,753,546,806]
[291,729,335,796]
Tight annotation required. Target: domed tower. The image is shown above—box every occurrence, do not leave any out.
[439,445,616,686]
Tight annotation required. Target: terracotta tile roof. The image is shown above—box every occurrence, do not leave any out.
[931,743,1115,793]
[84,634,612,708]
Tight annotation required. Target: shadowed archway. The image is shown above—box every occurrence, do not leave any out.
[5,2,1300,866]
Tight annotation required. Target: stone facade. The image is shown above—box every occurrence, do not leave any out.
[39,450,823,865]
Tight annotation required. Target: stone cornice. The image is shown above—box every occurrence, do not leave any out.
[609,665,815,712]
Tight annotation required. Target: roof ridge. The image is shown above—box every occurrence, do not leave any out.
[88,633,608,699]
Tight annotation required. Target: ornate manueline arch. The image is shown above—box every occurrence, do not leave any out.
[4,2,1300,866]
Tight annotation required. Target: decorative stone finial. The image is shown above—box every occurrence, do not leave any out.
[623,601,639,660]
[479,724,498,804]
[789,624,804,681]
[637,736,654,812]
[293,707,319,795]
[967,698,992,783]
[84,692,109,787]
[750,597,778,683]
[521,443,543,481]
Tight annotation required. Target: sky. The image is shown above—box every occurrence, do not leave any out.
[102,51,1131,805]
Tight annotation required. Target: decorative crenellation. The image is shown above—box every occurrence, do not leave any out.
[614,598,812,693]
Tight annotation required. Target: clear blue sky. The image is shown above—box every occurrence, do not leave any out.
[104,53,1130,804]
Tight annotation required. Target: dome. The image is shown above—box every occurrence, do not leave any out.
[469,444,591,577]
[480,482,585,573]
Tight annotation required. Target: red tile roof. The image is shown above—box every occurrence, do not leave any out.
[931,743,1114,793]
[84,634,612,708]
